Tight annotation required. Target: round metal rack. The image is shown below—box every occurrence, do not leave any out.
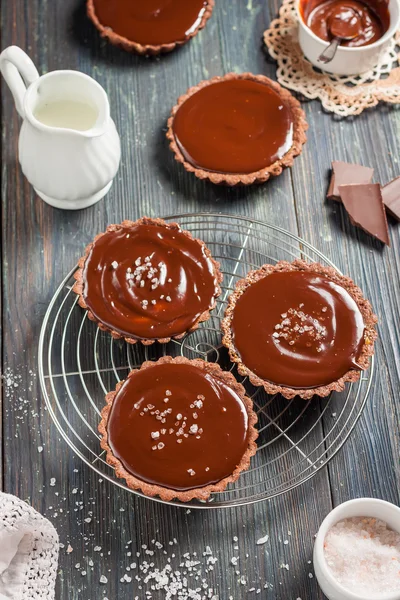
[38,214,374,508]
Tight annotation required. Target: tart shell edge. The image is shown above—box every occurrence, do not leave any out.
[221,259,377,399]
[98,356,259,502]
[72,216,222,346]
[87,0,215,56]
[166,72,308,186]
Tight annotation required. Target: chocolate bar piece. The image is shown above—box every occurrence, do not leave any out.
[339,183,390,246]
[328,161,374,201]
[382,176,400,221]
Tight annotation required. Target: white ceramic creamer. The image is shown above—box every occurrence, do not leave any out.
[0,46,121,210]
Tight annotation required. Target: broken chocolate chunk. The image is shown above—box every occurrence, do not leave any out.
[339,183,390,246]
[327,161,374,201]
[382,176,400,221]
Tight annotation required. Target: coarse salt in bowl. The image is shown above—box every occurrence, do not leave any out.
[313,498,400,600]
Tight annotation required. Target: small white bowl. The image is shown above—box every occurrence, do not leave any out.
[296,0,400,75]
[313,498,400,600]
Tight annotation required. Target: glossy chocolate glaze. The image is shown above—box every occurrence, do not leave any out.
[107,363,250,490]
[304,0,389,47]
[172,79,294,174]
[231,271,365,389]
[92,0,209,46]
[82,223,219,340]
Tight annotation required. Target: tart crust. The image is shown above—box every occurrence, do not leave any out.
[72,217,222,345]
[166,72,308,186]
[87,0,214,56]
[98,356,259,502]
[221,259,377,399]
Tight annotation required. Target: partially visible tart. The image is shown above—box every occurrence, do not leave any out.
[99,357,258,502]
[221,260,377,399]
[87,0,214,55]
[167,73,308,185]
[73,217,222,345]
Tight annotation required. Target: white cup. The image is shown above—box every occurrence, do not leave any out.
[313,498,400,600]
[296,0,400,75]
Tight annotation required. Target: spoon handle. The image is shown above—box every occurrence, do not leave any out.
[318,37,341,64]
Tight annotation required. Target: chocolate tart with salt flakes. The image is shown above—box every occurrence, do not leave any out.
[167,73,308,186]
[99,357,258,502]
[87,0,214,56]
[73,217,222,345]
[222,260,377,400]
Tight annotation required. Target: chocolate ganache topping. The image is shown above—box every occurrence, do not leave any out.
[91,0,210,46]
[81,221,220,341]
[303,0,389,47]
[106,362,251,491]
[230,270,366,389]
[172,78,294,174]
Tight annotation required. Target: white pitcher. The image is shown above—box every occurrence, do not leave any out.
[0,46,121,210]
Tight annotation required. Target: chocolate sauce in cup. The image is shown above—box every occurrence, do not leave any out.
[296,0,399,75]
[304,0,390,47]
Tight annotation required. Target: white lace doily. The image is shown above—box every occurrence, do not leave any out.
[264,0,400,116]
[0,492,59,600]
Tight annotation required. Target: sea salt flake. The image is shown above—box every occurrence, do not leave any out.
[256,534,269,545]
[100,575,108,584]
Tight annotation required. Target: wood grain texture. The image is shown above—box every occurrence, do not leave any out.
[1,0,399,598]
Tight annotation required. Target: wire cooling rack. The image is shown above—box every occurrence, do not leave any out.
[38,214,374,509]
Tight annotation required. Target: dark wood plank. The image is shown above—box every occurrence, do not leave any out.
[4,0,400,598]
[291,105,400,505]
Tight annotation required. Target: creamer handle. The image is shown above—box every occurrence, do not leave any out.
[0,46,39,118]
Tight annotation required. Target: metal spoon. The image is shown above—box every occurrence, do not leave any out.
[318,7,362,65]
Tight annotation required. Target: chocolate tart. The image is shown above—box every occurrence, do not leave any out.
[99,356,258,502]
[221,260,377,400]
[167,73,308,186]
[87,0,214,56]
[73,217,222,345]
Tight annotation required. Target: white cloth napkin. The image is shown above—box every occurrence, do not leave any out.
[0,492,59,600]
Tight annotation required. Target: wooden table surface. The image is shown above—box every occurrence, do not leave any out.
[1,1,400,598]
